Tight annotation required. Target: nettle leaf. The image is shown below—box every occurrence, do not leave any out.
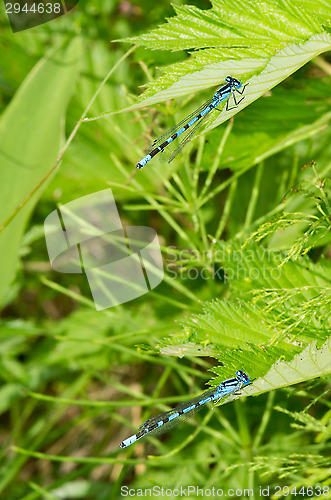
[184,299,275,347]
[198,336,330,402]
[128,0,320,51]
[106,31,331,148]
[164,298,299,355]
[140,33,331,123]
[211,343,298,385]
[294,0,331,26]
[110,0,331,113]
[160,310,331,399]
[237,336,331,399]
[148,46,275,86]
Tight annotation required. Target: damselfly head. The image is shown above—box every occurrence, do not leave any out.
[236,370,250,385]
[225,76,241,89]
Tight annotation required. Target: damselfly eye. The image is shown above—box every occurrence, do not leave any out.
[236,370,250,384]
[225,76,232,83]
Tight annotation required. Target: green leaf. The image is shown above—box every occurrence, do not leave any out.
[128,0,321,51]
[238,336,331,399]
[184,299,279,347]
[294,0,331,26]
[201,336,330,400]
[162,297,300,357]
[161,240,331,374]
[0,38,82,305]
[110,32,331,158]
[162,329,331,402]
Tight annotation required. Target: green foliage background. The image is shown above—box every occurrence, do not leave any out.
[0,0,330,498]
